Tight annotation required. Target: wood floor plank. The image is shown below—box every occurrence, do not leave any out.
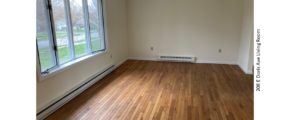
[46,60,253,120]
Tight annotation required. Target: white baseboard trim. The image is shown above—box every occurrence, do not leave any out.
[246,69,253,74]
[129,57,237,65]
[115,58,128,68]
[238,64,253,75]
[36,62,126,120]
[196,60,237,65]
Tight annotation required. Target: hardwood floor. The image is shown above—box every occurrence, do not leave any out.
[46,60,253,120]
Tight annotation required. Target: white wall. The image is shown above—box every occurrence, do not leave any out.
[238,0,253,74]
[127,0,243,64]
[37,0,128,112]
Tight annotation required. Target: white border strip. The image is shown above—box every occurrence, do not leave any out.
[128,57,237,65]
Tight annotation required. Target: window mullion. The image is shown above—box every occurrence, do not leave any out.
[83,0,92,53]
[64,0,76,60]
[46,0,59,66]
[98,0,105,50]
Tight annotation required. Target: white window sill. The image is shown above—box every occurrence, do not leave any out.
[37,51,106,82]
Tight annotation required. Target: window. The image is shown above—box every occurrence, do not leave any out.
[37,0,105,74]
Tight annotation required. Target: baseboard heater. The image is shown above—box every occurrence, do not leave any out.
[37,65,115,120]
[158,55,196,63]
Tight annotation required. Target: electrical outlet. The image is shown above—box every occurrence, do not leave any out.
[218,49,222,53]
[150,46,154,51]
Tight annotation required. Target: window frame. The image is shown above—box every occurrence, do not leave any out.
[37,0,107,79]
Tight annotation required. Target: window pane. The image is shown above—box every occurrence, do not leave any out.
[88,0,105,51]
[37,0,56,72]
[51,0,71,64]
[70,0,87,57]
